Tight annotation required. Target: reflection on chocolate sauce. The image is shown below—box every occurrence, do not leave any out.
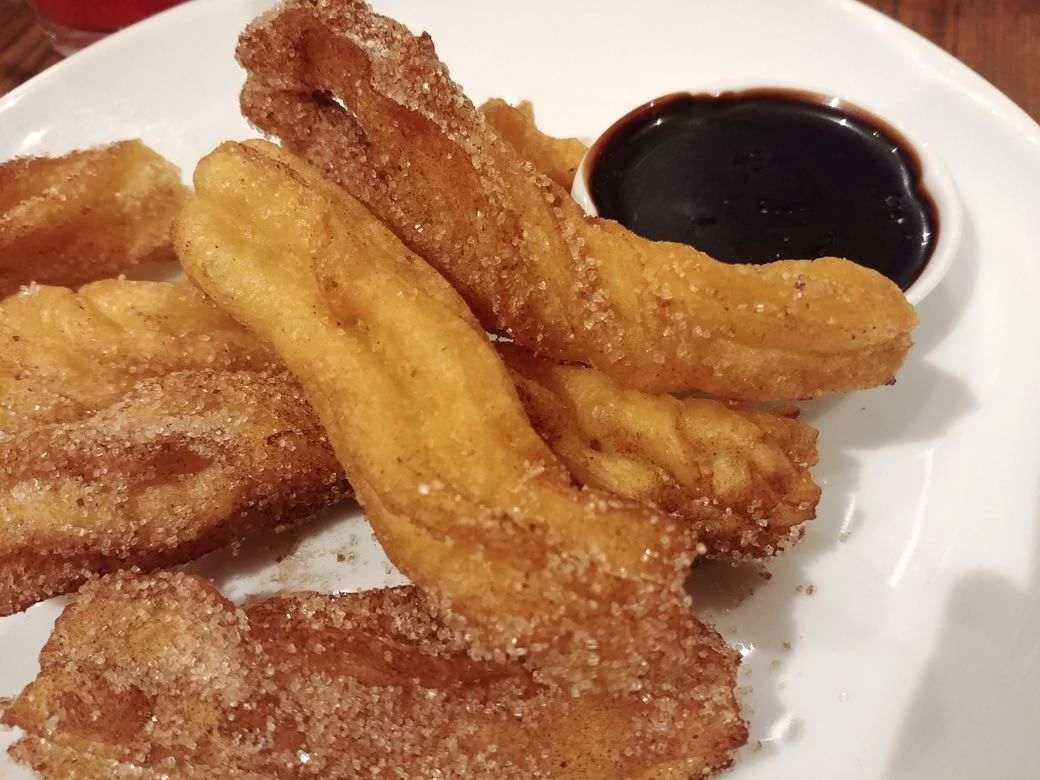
[585,89,938,290]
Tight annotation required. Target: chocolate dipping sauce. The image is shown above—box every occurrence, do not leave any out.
[585,90,938,290]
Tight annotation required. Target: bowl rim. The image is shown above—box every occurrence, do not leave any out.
[570,82,962,306]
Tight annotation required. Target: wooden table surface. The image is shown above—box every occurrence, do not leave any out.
[1,0,1038,120]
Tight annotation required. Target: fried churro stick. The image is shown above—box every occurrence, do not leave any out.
[0,279,273,434]
[479,99,587,191]
[238,0,917,400]
[501,344,820,558]
[175,140,705,689]
[5,572,746,778]
[0,140,188,298]
[0,281,347,616]
[0,369,346,616]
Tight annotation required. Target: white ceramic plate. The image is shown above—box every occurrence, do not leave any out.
[2,1,1039,777]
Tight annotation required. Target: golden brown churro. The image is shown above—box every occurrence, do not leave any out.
[479,98,587,191]
[0,280,271,434]
[5,572,746,778]
[0,141,187,298]
[175,140,709,691]
[501,344,820,558]
[237,0,917,400]
[0,281,347,616]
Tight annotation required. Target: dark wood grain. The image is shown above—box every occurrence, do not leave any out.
[0,2,60,97]
[0,0,1037,120]
[863,0,1040,120]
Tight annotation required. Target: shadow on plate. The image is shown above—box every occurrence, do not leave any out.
[884,468,1040,777]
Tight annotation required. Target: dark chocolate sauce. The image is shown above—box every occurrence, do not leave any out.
[585,89,937,290]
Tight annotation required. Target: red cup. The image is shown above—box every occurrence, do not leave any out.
[30,0,188,55]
